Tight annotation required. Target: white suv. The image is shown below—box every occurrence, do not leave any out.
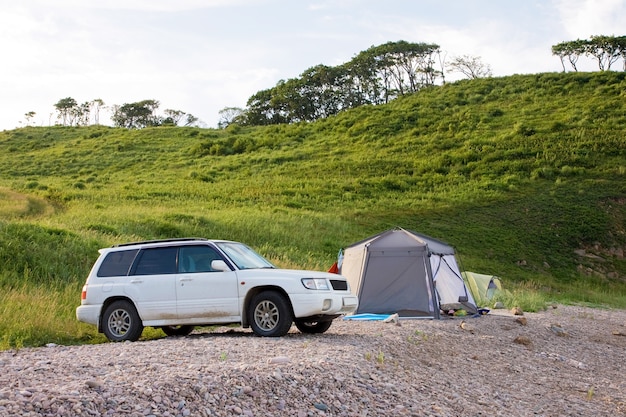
[76,238,358,341]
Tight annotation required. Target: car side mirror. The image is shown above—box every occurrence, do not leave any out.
[211,260,231,272]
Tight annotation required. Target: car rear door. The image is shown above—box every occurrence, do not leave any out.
[125,246,178,321]
[176,245,240,321]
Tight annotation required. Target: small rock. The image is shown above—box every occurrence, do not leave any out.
[268,356,290,364]
[515,317,527,326]
[550,324,568,337]
[513,335,532,346]
[85,380,103,389]
[277,399,286,410]
[314,403,328,411]
[459,321,475,333]
[511,307,524,316]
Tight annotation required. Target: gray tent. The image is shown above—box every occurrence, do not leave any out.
[340,228,477,318]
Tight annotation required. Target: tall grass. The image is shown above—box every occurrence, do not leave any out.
[0,283,103,349]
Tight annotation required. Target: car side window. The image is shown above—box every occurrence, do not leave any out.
[132,247,178,275]
[97,249,139,277]
[179,245,222,273]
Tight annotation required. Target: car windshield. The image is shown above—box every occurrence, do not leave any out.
[215,242,275,270]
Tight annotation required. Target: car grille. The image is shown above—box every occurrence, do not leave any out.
[330,280,348,291]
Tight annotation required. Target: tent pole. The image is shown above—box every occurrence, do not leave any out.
[424,254,440,319]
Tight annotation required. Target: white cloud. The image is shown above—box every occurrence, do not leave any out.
[555,0,626,38]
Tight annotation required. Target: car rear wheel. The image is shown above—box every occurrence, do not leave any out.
[102,300,143,342]
[295,320,333,334]
[249,291,293,337]
[161,325,195,337]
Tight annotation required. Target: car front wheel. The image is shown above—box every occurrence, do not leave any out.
[295,320,333,334]
[102,300,144,342]
[249,291,293,337]
[161,325,194,337]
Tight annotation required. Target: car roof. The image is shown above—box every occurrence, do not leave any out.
[100,238,235,252]
[112,237,208,247]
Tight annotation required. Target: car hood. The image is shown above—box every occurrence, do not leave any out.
[236,268,346,280]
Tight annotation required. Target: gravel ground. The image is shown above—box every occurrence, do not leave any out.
[1,305,625,417]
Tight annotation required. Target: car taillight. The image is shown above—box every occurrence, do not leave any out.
[81,285,87,301]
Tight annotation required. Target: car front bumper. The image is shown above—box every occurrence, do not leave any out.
[290,293,358,318]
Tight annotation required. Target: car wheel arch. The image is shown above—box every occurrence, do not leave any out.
[241,285,294,328]
[99,296,140,332]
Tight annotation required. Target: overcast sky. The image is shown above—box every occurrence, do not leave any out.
[1,0,624,130]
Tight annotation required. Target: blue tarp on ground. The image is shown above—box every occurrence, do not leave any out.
[343,313,394,321]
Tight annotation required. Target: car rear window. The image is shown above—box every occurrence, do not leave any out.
[97,249,138,277]
[132,247,178,275]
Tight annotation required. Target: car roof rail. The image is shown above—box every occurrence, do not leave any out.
[112,237,208,247]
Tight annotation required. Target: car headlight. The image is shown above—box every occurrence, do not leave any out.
[301,278,330,290]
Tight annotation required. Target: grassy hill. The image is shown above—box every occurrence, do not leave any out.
[1,71,625,348]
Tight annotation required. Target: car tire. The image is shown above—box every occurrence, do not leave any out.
[249,291,293,337]
[294,320,333,334]
[102,300,144,342]
[161,325,195,337]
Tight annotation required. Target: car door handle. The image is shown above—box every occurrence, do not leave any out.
[180,278,193,282]
[130,279,143,284]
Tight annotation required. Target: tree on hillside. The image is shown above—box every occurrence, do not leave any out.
[53,97,106,126]
[343,41,441,105]
[355,41,441,99]
[111,100,161,129]
[293,65,349,120]
[184,114,200,127]
[552,35,626,71]
[246,87,289,126]
[74,102,91,126]
[91,99,105,125]
[242,40,442,126]
[586,35,625,71]
[447,55,493,79]
[218,107,246,128]
[163,109,185,126]
[552,39,585,71]
[54,97,78,126]
[24,111,36,126]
